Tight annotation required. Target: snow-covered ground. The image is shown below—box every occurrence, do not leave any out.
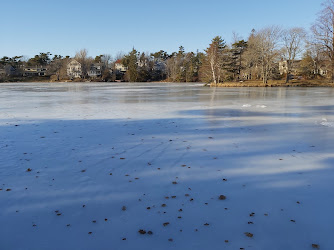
[0,83,333,250]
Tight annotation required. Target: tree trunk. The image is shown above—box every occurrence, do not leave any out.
[210,60,216,84]
[285,61,290,83]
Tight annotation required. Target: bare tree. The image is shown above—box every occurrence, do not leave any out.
[311,0,334,82]
[253,26,282,84]
[300,42,325,78]
[281,27,307,83]
[243,29,261,80]
[101,54,113,68]
[75,49,92,79]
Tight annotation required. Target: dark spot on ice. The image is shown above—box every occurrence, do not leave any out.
[244,232,253,238]
[219,195,226,200]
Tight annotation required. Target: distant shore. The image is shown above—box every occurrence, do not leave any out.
[209,80,334,87]
[1,78,334,88]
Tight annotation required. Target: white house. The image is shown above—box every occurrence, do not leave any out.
[114,59,127,72]
[279,60,301,75]
[24,66,48,76]
[67,59,82,78]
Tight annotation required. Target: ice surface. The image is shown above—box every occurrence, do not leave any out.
[0,83,333,250]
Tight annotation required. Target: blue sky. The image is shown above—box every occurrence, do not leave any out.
[1,0,323,58]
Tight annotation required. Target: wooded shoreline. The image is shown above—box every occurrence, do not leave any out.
[1,79,334,88]
[209,80,334,87]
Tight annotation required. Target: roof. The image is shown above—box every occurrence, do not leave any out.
[68,59,81,66]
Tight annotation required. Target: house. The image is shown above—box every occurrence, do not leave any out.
[67,59,82,78]
[279,60,301,75]
[318,67,328,76]
[0,65,17,76]
[23,66,48,77]
[88,63,105,78]
[114,59,127,72]
[152,59,166,72]
[0,67,6,76]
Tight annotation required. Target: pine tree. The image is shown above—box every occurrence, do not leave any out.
[204,36,226,85]
[122,48,138,82]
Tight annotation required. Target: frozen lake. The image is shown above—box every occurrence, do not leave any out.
[0,82,333,250]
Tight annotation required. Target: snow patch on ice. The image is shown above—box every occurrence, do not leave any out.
[320,121,334,127]
[242,104,267,108]
[242,104,251,107]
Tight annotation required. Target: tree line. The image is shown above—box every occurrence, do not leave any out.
[1,0,334,84]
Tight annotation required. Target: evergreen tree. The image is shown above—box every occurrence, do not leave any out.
[122,48,138,82]
[204,36,227,84]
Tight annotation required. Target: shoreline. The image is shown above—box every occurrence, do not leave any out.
[1,80,334,87]
[209,80,334,88]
